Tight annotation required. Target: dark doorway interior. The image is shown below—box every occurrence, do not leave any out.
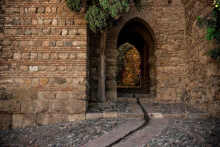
[117,19,153,97]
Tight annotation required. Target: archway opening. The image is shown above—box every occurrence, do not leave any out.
[117,18,154,97]
[117,43,141,88]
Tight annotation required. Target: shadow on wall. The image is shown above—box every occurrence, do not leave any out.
[0,0,12,130]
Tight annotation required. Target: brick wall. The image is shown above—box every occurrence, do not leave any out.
[103,0,187,101]
[0,0,88,129]
[182,0,220,116]
[1,0,220,130]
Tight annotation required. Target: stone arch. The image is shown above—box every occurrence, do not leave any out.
[105,16,157,99]
[117,17,156,44]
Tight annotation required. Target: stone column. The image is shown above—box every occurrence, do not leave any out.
[98,31,106,102]
[106,33,118,101]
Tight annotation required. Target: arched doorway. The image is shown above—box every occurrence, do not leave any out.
[117,43,141,88]
[88,17,156,102]
[116,18,155,97]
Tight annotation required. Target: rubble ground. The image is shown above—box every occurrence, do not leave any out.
[0,101,220,147]
[145,118,220,147]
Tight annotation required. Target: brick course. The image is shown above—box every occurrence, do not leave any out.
[0,0,87,129]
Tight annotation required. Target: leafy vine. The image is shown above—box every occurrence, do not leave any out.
[197,0,220,61]
[66,0,142,32]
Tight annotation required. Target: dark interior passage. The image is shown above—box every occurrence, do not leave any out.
[117,43,141,88]
[117,18,154,96]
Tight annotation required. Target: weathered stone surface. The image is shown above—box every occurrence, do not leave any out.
[12,114,36,128]
[0,100,20,113]
[56,91,73,99]
[0,113,12,130]
[38,91,56,100]
[50,98,86,114]
[103,112,118,118]
[157,88,177,101]
[181,0,220,116]
[36,113,70,125]
[39,78,49,87]
[0,0,87,128]
[20,96,49,114]
[68,114,86,122]
[86,113,103,119]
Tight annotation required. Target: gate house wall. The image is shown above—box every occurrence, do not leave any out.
[103,0,187,101]
[0,0,87,129]
[0,0,220,130]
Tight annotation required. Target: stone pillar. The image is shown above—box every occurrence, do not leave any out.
[98,32,106,102]
[106,35,118,101]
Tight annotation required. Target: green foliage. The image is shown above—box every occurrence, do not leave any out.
[66,0,142,32]
[206,27,216,40]
[197,6,220,62]
[206,47,220,61]
[197,16,205,27]
[86,0,131,32]
[99,0,130,18]
[85,5,108,32]
[66,0,81,12]
[116,43,135,83]
[215,0,220,10]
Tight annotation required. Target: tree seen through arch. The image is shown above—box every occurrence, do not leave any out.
[117,43,141,88]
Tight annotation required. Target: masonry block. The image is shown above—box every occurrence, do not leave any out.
[12,114,36,128]
[0,100,21,113]
[50,98,86,114]
[68,114,86,122]
[38,91,56,100]
[36,113,68,125]
[0,113,12,130]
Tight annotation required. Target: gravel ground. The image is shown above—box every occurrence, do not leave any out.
[1,102,218,147]
[145,118,220,147]
[0,118,127,147]
[2,117,218,147]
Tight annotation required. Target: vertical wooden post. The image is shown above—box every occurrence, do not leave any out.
[98,31,106,102]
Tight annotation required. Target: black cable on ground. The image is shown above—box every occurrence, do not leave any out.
[106,97,150,147]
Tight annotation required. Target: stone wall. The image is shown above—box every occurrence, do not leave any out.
[89,0,220,119]
[103,0,187,101]
[0,0,88,129]
[1,0,220,130]
[181,0,220,116]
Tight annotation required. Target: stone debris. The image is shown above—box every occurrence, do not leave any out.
[145,118,220,147]
[0,118,127,147]
[0,102,219,147]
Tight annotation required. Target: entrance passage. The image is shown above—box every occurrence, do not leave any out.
[117,18,154,97]
[117,43,141,88]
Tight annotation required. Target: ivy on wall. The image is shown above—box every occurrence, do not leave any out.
[66,0,142,32]
[197,0,220,61]
[66,0,81,12]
